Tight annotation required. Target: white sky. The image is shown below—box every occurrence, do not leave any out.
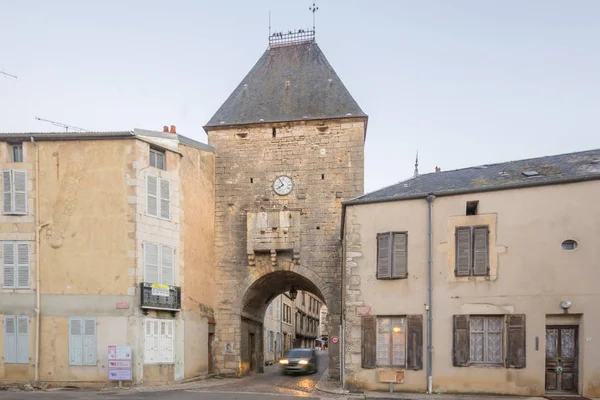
[1,0,599,192]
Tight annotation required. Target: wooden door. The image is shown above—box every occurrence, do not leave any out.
[545,326,578,393]
[249,333,256,372]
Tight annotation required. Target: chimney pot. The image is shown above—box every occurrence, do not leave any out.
[170,125,176,134]
[163,126,169,133]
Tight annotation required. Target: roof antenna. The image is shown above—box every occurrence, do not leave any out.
[414,150,419,177]
[269,11,271,39]
[309,1,319,34]
[1,69,17,79]
[35,116,88,133]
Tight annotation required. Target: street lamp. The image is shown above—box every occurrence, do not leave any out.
[289,287,298,300]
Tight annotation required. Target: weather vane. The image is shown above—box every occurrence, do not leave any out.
[309,1,319,32]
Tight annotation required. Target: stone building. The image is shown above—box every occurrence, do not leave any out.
[341,149,600,396]
[0,128,216,384]
[293,291,321,348]
[204,31,367,378]
[319,304,329,340]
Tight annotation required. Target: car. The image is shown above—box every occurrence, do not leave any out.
[278,348,318,375]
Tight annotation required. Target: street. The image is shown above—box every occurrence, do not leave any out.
[0,353,331,400]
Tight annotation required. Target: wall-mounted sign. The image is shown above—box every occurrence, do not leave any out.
[151,283,170,297]
[108,345,132,382]
[331,336,339,345]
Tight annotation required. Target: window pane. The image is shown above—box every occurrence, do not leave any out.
[470,317,484,362]
[377,318,391,366]
[156,153,165,170]
[149,151,156,167]
[12,146,23,162]
[487,332,503,363]
[391,317,406,366]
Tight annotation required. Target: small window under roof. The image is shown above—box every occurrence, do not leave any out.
[522,171,539,177]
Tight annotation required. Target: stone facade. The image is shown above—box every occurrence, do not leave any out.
[207,118,365,379]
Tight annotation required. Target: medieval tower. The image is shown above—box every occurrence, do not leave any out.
[204,29,367,379]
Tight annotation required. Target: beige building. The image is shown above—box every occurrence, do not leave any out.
[319,305,329,340]
[342,149,600,397]
[0,127,215,385]
[293,291,321,348]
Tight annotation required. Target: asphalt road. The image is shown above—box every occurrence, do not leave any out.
[0,352,330,400]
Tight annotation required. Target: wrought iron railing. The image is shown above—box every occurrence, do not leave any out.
[269,29,315,48]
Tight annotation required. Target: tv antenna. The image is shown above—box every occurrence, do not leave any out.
[1,69,17,80]
[35,117,88,133]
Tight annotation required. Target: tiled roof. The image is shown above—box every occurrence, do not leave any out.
[204,41,367,129]
[346,148,600,205]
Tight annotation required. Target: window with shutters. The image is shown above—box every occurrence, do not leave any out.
[376,232,408,279]
[144,318,174,364]
[10,145,23,163]
[146,175,170,220]
[149,148,166,170]
[455,226,489,277]
[4,315,29,364]
[2,241,30,289]
[68,317,96,366]
[143,242,174,285]
[2,169,28,215]
[470,316,503,365]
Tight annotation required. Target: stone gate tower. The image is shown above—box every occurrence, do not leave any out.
[204,31,367,380]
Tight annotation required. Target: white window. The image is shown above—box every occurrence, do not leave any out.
[2,170,27,215]
[144,319,174,364]
[4,315,29,364]
[10,145,23,163]
[149,148,165,170]
[2,241,30,289]
[143,242,174,285]
[68,317,96,366]
[146,175,170,220]
[376,316,406,367]
[469,316,503,365]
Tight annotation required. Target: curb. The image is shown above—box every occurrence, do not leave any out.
[314,368,349,395]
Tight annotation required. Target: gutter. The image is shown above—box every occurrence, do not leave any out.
[425,194,435,393]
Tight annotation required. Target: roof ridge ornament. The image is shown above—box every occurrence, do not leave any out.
[268,2,318,48]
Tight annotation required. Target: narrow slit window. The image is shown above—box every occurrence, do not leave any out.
[466,201,479,216]
[272,128,277,138]
[11,145,23,163]
[321,174,325,180]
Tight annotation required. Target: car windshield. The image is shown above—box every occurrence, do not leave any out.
[285,349,312,358]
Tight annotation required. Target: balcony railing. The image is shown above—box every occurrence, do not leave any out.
[140,282,181,311]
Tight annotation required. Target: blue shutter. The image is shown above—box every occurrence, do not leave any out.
[17,242,30,288]
[83,318,96,366]
[4,316,16,363]
[69,317,83,365]
[16,316,29,364]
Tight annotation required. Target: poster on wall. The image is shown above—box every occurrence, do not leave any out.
[108,345,132,381]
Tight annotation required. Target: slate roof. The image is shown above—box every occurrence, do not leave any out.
[204,41,367,129]
[346,148,600,205]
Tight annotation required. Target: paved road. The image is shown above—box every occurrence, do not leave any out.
[0,352,330,400]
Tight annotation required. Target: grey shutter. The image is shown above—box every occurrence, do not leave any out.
[455,227,472,276]
[4,316,16,363]
[376,233,392,279]
[161,245,174,285]
[473,226,489,276]
[69,317,83,365]
[83,318,96,366]
[17,243,29,288]
[392,233,408,279]
[3,170,12,213]
[13,170,27,214]
[2,242,15,288]
[147,175,158,217]
[16,316,29,364]
[407,314,423,370]
[160,178,170,220]
[361,316,376,369]
[453,315,470,366]
[144,242,160,283]
[506,314,526,368]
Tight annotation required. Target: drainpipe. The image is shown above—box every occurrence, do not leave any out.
[425,194,435,393]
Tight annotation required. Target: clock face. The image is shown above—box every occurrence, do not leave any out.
[273,175,293,196]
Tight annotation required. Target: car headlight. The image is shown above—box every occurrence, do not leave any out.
[279,359,289,364]
[298,359,309,365]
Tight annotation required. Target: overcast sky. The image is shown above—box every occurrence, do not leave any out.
[1,0,599,192]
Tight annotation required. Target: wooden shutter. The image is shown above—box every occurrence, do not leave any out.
[69,317,83,365]
[453,315,470,366]
[159,320,174,363]
[361,316,377,369]
[17,242,29,288]
[4,316,17,363]
[3,170,12,214]
[407,314,423,370]
[159,178,170,220]
[376,233,392,279]
[455,227,472,276]
[147,175,158,217]
[83,318,96,366]
[161,245,174,286]
[2,242,15,288]
[392,233,408,279]
[506,314,526,368]
[473,227,489,276]
[144,242,160,283]
[13,170,27,214]
[144,319,155,363]
[16,316,29,364]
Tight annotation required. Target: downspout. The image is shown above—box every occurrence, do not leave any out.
[425,194,436,393]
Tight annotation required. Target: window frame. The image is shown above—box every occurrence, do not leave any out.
[469,315,504,366]
[376,315,407,368]
[2,241,30,289]
[455,225,490,277]
[376,232,408,280]
[149,148,166,170]
[10,144,23,163]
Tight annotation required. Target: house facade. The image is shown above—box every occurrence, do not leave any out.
[0,128,215,385]
[342,149,600,397]
[294,291,321,348]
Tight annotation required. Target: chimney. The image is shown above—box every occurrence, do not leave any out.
[163,126,169,133]
[435,166,441,173]
[170,125,177,134]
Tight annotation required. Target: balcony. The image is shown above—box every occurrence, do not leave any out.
[140,282,181,312]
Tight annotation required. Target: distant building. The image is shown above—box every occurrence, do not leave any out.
[319,305,329,340]
[293,291,321,348]
[342,149,600,396]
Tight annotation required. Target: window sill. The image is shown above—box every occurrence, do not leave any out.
[462,363,505,369]
[375,277,408,281]
[144,213,172,222]
[2,213,28,216]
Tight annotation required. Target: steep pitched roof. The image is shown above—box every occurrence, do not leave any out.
[204,42,367,129]
[346,148,600,205]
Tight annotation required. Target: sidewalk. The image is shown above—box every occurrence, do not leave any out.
[364,392,546,400]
